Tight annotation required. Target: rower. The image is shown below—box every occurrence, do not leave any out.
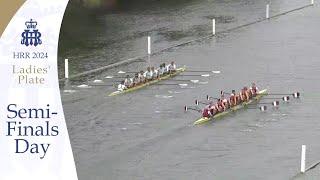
[220,92,229,109]
[144,67,153,81]
[250,83,259,96]
[167,61,177,73]
[132,73,140,86]
[117,80,127,91]
[230,90,237,106]
[124,75,133,88]
[138,70,146,83]
[202,105,212,118]
[151,67,158,79]
[158,64,164,76]
[243,87,250,101]
[215,99,225,112]
[162,63,168,75]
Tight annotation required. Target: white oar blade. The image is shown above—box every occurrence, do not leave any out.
[259,106,267,112]
[293,92,300,98]
[272,101,280,107]
[201,74,210,77]
[190,80,199,83]
[118,71,126,74]
[212,70,221,74]
[105,76,113,79]
[184,106,188,112]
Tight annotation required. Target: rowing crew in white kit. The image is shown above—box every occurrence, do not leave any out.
[202,83,259,118]
[117,61,177,91]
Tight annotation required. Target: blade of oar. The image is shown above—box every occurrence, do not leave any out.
[168,79,199,83]
[263,96,290,102]
[157,83,189,86]
[206,95,219,100]
[267,92,300,98]
[195,100,209,106]
[184,106,201,113]
[179,74,210,77]
[250,101,280,107]
[185,70,221,74]
[247,105,268,112]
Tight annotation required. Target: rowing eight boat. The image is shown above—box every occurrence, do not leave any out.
[193,89,268,125]
[108,67,186,96]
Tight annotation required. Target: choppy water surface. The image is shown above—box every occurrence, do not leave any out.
[60,1,320,179]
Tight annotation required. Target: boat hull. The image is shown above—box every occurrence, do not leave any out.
[193,89,268,125]
[108,67,186,96]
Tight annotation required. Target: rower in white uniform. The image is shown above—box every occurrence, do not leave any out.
[167,61,177,73]
[117,80,127,91]
[124,75,133,88]
[151,67,158,79]
[143,67,153,81]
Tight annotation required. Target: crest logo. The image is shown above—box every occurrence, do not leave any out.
[21,19,42,46]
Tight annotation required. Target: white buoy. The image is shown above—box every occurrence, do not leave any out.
[301,145,306,173]
[65,59,69,79]
[147,36,151,55]
[311,0,314,5]
[212,19,216,35]
[266,4,270,19]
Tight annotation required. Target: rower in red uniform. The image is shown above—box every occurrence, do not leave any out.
[242,87,250,101]
[220,92,229,109]
[202,102,214,118]
[230,90,237,106]
[202,107,212,118]
[250,83,259,97]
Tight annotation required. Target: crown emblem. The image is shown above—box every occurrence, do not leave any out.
[25,19,38,29]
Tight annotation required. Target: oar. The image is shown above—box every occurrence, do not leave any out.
[88,84,115,87]
[267,92,300,98]
[195,100,209,105]
[263,96,290,102]
[167,79,200,83]
[206,95,219,100]
[186,70,221,74]
[247,106,268,112]
[178,74,211,77]
[157,83,188,86]
[248,101,280,107]
[184,106,201,113]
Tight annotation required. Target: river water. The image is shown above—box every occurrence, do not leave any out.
[59,0,320,179]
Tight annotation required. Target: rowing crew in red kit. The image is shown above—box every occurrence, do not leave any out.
[202,83,259,118]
